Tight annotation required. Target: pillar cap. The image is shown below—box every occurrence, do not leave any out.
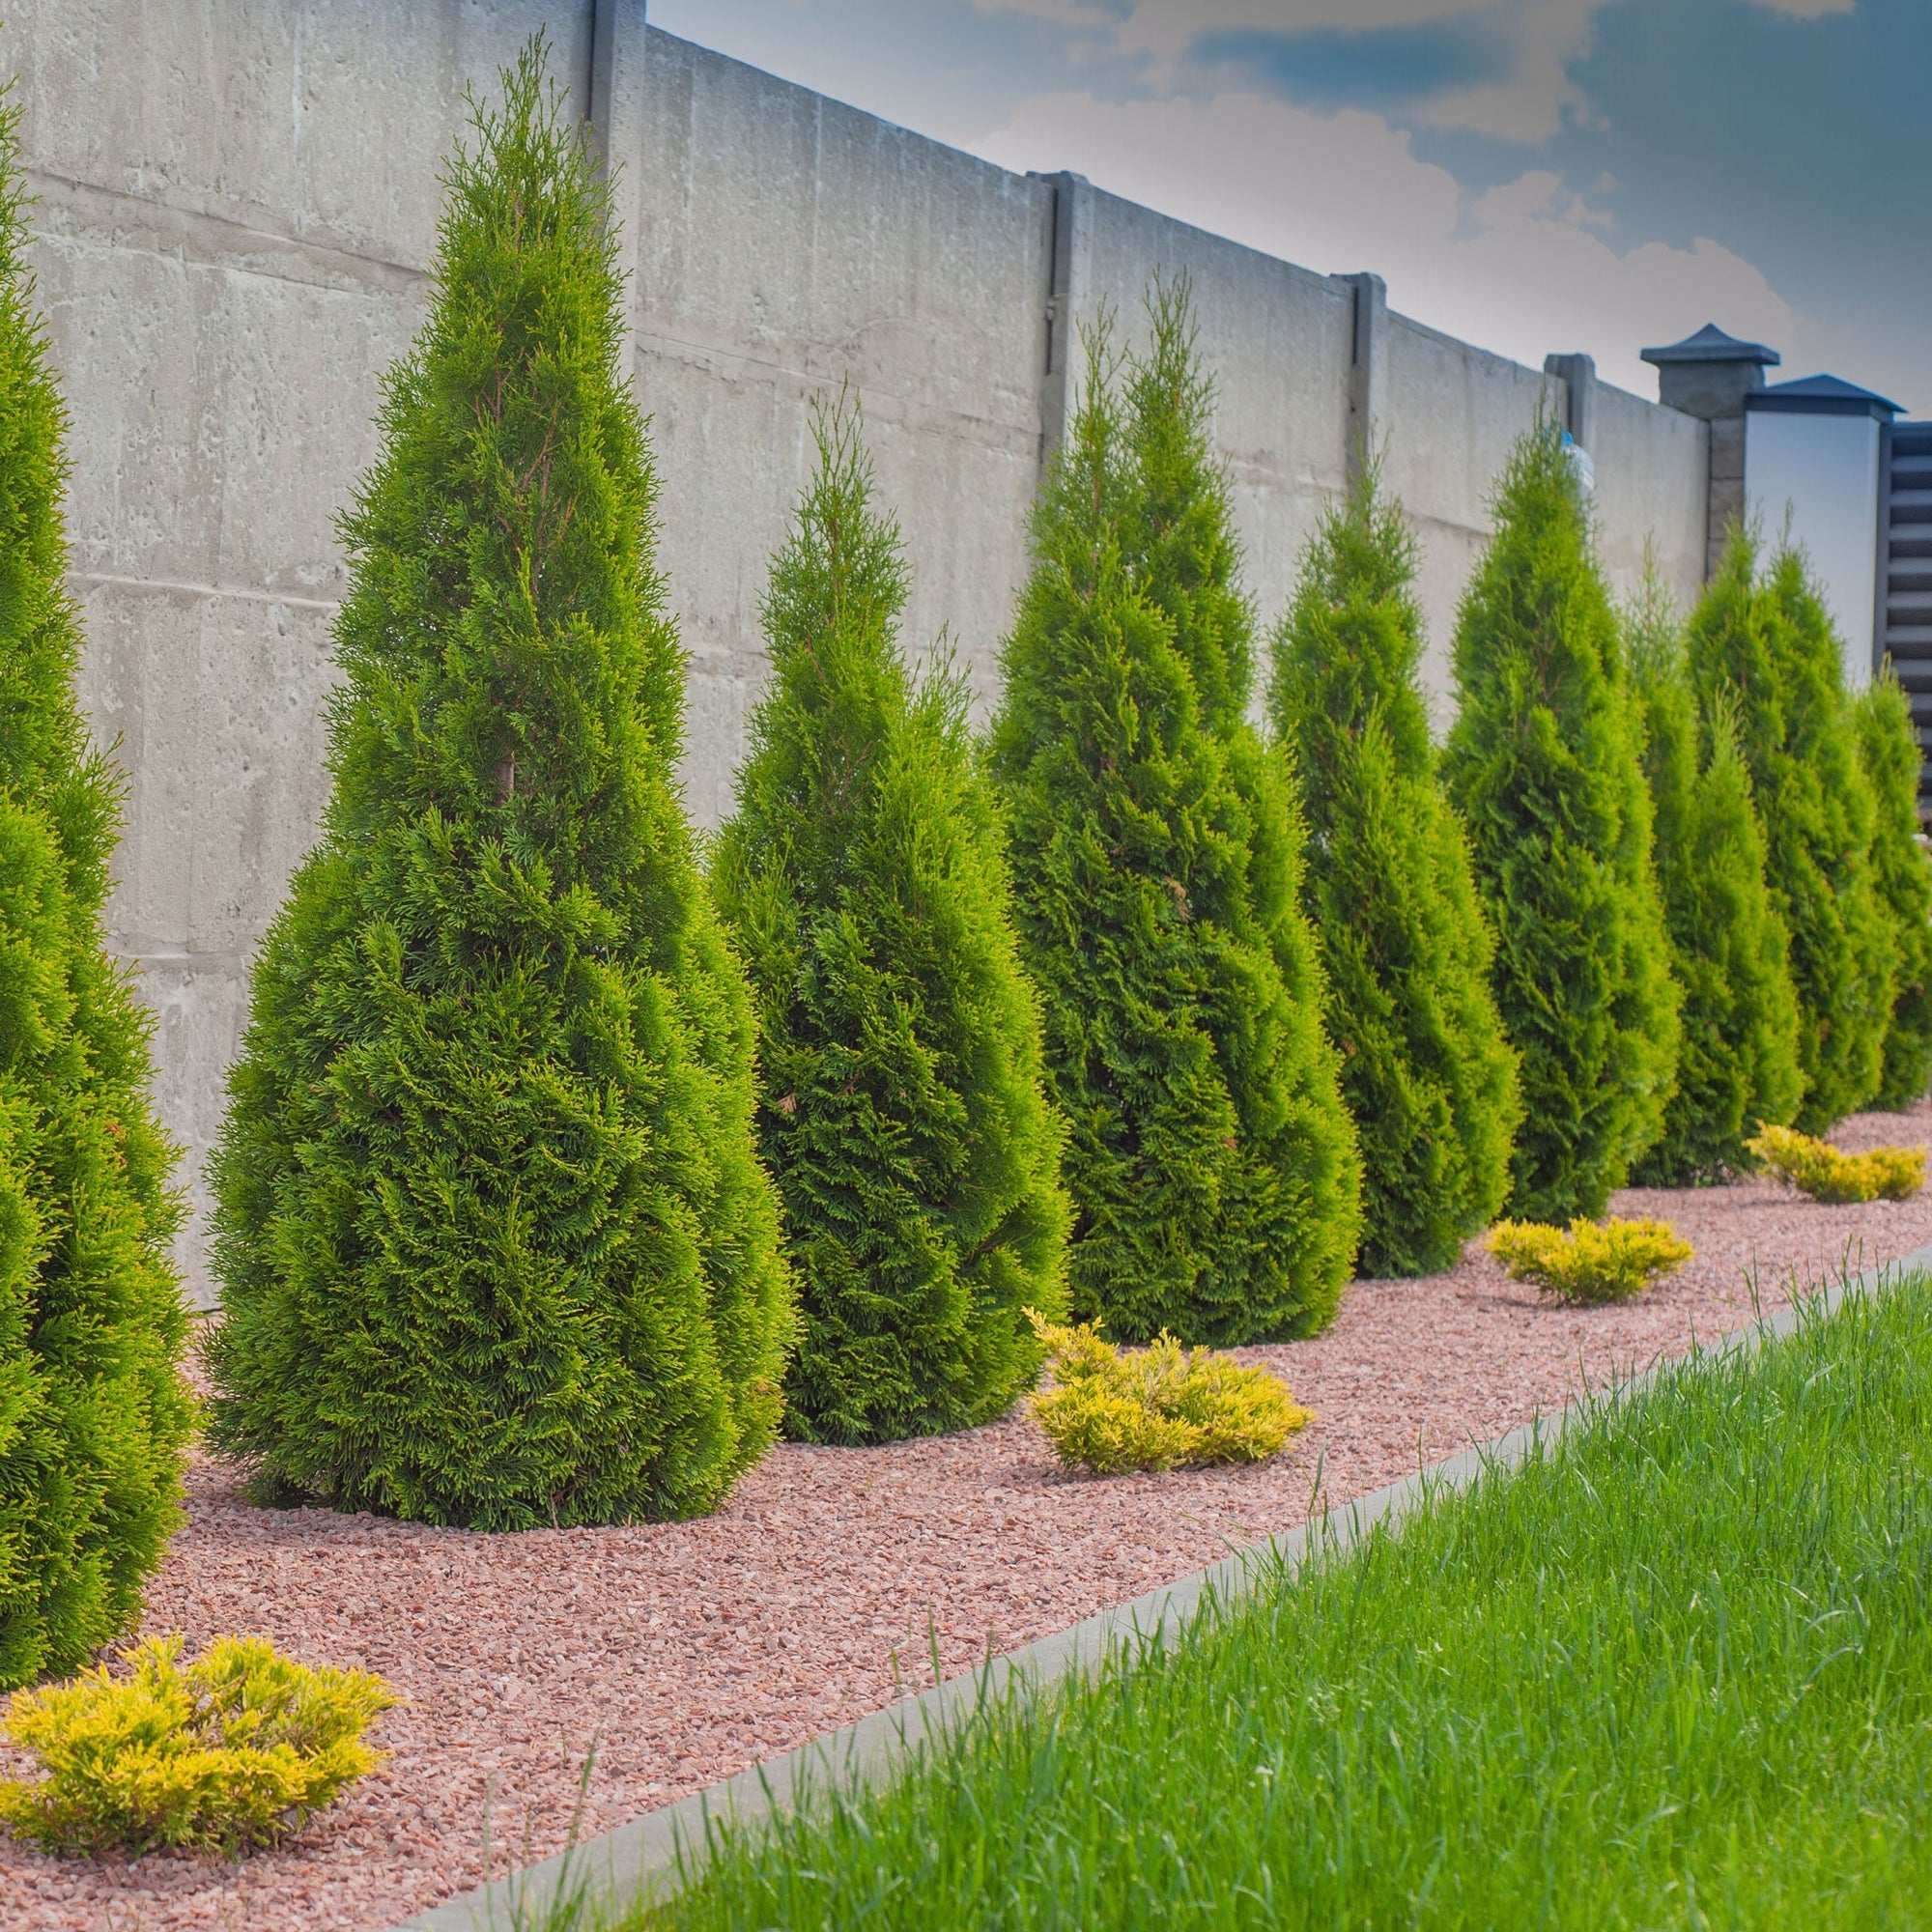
[1640,323,1781,370]
[1746,373,1901,421]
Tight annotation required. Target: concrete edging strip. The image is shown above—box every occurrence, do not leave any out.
[393,1240,1932,1931]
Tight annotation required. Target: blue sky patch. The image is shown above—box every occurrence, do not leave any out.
[1191,19,1509,114]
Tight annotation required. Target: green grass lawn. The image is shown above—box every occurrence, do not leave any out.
[628,1273,1932,1930]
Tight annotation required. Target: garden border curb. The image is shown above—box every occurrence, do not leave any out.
[393,1239,1932,1931]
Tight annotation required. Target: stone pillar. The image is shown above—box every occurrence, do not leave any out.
[1342,270,1386,485]
[1641,324,1781,576]
[1037,171,1092,460]
[585,0,648,377]
[1543,352,1597,451]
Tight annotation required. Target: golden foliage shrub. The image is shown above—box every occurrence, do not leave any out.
[1746,1124,1925,1205]
[1025,1312,1310,1475]
[0,1635,396,1858]
[1488,1218,1693,1306]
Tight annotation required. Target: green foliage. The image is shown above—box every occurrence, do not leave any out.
[1854,670,1932,1108]
[1268,459,1520,1276]
[1442,425,1681,1221]
[0,1634,395,1858]
[1688,533,1890,1131]
[204,42,793,1530]
[1625,579,1802,1183]
[710,405,1069,1445]
[989,289,1359,1347]
[0,86,192,1691]
[1487,1216,1692,1306]
[1746,1124,1923,1205]
[1024,1310,1309,1475]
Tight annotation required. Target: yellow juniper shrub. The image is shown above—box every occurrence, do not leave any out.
[0,1634,397,1858]
[1488,1218,1692,1306]
[1746,1124,1925,1205]
[1025,1311,1311,1475]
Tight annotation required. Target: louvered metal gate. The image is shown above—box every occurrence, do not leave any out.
[1878,420,1932,815]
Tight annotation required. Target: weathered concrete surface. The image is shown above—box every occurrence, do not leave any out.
[1593,375,1713,604]
[635,32,1053,823]
[6,4,1713,1303]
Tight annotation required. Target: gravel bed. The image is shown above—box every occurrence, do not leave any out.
[7,1100,1932,1931]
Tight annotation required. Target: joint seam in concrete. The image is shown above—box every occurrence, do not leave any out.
[73,571,342,613]
[389,1241,1932,1932]
[26,170,427,300]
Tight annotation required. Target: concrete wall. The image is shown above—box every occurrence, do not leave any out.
[636,32,1053,823]
[6,2,1712,1302]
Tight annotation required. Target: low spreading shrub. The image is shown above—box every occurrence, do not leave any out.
[1025,1311,1309,1476]
[0,1634,396,1858]
[1488,1218,1692,1305]
[1746,1125,1925,1206]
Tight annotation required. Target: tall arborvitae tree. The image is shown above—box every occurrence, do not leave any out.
[205,43,793,1531]
[1625,576,1801,1183]
[1688,533,1890,1131]
[1442,425,1681,1222]
[990,293,1360,1347]
[1854,668,1932,1108]
[1268,460,1520,1277]
[0,87,191,1690]
[711,404,1069,1445]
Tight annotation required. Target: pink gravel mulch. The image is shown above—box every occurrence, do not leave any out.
[6,1099,1932,1932]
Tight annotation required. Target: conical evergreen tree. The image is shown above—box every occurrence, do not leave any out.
[1625,575,1801,1183]
[1688,532,1890,1131]
[990,294,1360,1346]
[205,43,793,1530]
[1854,668,1932,1108]
[1442,424,1681,1222]
[711,403,1069,1445]
[1267,459,1520,1277]
[0,87,191,1690]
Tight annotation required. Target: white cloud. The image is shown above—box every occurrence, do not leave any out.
[972,88,1812,394]
[1411,0,1594,140]
[1747,0,1853,14]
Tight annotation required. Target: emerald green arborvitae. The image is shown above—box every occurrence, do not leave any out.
[1625,576,1802,1183]
[1854,668,1932,1108]
[711,405,1069,1445]
[204,43,793,1531]
[1442,425,1681,1223]
[0,87,191,1690]
[989,290,1361,1346]
[1688,532,1890,1132]
[1267,461,1520,1277]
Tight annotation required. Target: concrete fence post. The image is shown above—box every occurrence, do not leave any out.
[1342,270,1386,486]
[1641,325,1781,577]
[1544,352,1597,450]
[1037,171,1092,461]
[585,0,649,378]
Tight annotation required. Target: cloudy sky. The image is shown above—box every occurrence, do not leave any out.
[648,0,1923,412]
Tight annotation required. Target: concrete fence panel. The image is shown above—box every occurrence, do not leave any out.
[5,4,1715,1303]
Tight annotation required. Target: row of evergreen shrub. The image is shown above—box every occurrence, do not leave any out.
[6,38,1931,1613]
